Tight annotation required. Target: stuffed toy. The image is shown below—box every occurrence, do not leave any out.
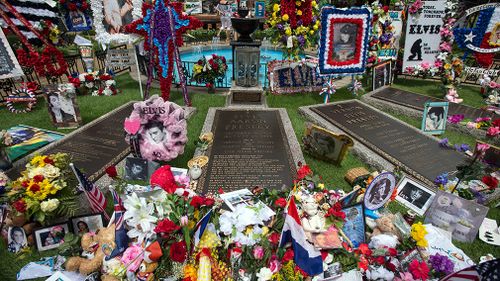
[65,224,116,276]
[137,261,158,281]
[370,214,398,237]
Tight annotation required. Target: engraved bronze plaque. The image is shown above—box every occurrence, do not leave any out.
[232,91,262,103]
[372,87,496,119]
[311,101,466,185]
[199,110,296,193]
[7,103,133,181]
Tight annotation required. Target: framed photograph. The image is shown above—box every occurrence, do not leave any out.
[302,124,354,165]
[421,101,449,135]
[65,10,93,32]
[340,186,361,207]
[34,223,70,252]
[372,60,392,91]
[125,156,149,181]
[322,262,342,280]
[395,176,436,216]
[8,226,28,253]
[70,213,105,235]
[424,190,489,242]
[0,204,7,228]
[318,7,371,75]
[220,189,276,218]
[44,85,82,129]
[475,140,499,168]
[399,249,423,271]
[90,0,141,44]
[254,1,265,17]
[364,172,396,210]
[489,23,500,47]
[0,28,24,79]
[341,203,365,248]
[185,0,203,14]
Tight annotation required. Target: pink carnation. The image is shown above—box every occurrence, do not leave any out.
[421,62,430,70]
[121,244,144,272]
[439,42,452,52]
[487,126,500,137]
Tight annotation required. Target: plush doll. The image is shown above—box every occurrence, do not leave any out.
[370,214,398,237]
[65,224,116,276]
[137,261,158,281]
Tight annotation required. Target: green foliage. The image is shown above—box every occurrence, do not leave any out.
[273,261,304,281]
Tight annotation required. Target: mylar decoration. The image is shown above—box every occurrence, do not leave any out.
[318,6,371,75]
[125,95,188,162]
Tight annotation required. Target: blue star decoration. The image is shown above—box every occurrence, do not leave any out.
[453,7,494,54]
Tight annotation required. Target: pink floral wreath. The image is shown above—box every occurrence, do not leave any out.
[125,95,188,162]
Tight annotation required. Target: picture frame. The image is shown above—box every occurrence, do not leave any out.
[399,249,424,271]
[424,190,489,242]
[0,28,24,79]
[421,101,449,135]
[372,60,392,91]
[89,0,141,44]
[254,1,265,17]
[395,176,436,216]
[70,213,106,235]
[302,124,354,165]
[488,23,500,47]
[341,203,365,248]
[321,262,342,280]
[34,223,70,252]
[475,140,499,168]
[318,6,371,75]
[7,226,28,253]
[44,85,82,129]
[364,172,396,210]
[124,156,149,181]
[220,189,276,217]
[64,9,93,32]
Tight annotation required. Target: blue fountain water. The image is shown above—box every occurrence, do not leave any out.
[178,47,288,86]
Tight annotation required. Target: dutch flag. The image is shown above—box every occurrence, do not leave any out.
[279,197,323,276]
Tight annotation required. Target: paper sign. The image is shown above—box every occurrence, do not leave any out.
[106,48,135,68]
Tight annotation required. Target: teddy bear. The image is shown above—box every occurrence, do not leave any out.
[65,224,116,276]
[137,261,158,281]
[370,214,398,237]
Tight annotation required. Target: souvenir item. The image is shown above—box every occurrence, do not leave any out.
[364,172,396,210]
[396,176,436,216]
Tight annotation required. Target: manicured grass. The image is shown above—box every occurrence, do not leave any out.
[392,77,485,108]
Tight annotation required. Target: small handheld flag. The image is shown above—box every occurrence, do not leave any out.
[70,163,109,220]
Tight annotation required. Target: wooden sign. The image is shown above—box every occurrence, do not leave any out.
[268,60,325,95]
[302,124,353,165]
[106,48,135,68]
[0,28,24,79]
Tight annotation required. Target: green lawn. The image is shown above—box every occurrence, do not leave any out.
[0,74,498,280]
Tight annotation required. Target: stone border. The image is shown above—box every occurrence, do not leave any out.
[361,86,500,146]
[195,107,305,168]
[299,100,462,187]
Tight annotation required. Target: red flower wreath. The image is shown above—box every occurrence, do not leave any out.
[36,47,68,78]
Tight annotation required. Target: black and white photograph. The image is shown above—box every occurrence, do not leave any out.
[396,176,435,216]
[322,262,342,280]
[34,223,70,252]
[364,172,396,210]
[125,156,149,181]
[8,226,27,253]
[421,101,449,135]
[372,60,392,91]
[303,125,353,165]
[0,28,24,79]
[44,85,82,129]
[424,190,489,243]
[70,213,105,235]
[145,120,168,145]
[333,23,358,62]
[220,189,275,217]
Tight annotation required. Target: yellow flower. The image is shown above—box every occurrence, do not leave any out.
[282,14,289,21]
[444,63,451,70]
[184,264,197,281]
[411,222,428,248]
[273,3,280,12]
[313,24,319,30]
[30,155,48,167]
[285,28,292,36]
[476,124,481,129]
[261,226,269,236]
[296,10,302,16]
[270,20,276,26]
[318,183,325,189]
[309,30,314,35]
[272,12,277,18]
[188,220,196,230]
[312,0,317,7]
[295,1,301,6]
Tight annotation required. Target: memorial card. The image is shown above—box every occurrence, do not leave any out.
[396,176,435,216]
[424,190,489,242]
[254,1,265,17]
[7,226,27,253]
[421,101,449,135]
[44,85,82,129]
[185,0,203,14]
[302,124,353,165]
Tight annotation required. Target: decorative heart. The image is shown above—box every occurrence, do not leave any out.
[124,118,141,135]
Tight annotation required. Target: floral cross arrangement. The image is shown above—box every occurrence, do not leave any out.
[191,54,228,90]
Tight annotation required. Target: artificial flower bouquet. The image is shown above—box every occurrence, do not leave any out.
[69,71,119,96]
[192,54,228,89]
[480,74,500,107]
[5,153,79,223]
[447,114,500,138]
[368,1,395,64]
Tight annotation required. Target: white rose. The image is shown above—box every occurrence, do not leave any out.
[40,199,60,213]
[42,165,61,179]
[256,267,273,281]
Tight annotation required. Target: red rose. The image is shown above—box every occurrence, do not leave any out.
[190,196,204,208]
[84,74,94,81]
[492,119,500,128]
[13,199,27,213]
[154,219,180,234]
[150,165,177,193]
[296,165,312,180]
[282,248,294,262]
[29,184,40,193]
[374,256,385,265]
[482,176,499,190]
[68,3,77,10]
[357,243,372,256]
[169,241,187,262]
[81,2,88,10]
[105,166,118,178]
[383,6,389,13]
[409,260,429,280]
[43,157,54,165]
[325,202,346,221]
[274,198,287,208]
[388,248,397,256]
[204,197,215,207]
[33,175,44,183]
[197,59,203,65]
[21,181,29,188]
[386,261,397,272]
[268,232,280,245]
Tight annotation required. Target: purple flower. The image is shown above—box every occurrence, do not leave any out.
[439,138,450,148]
[277,24,284,30]
[470,189,486,204]
[297,35,305,46]
[454,143,470,153]
[448,114,465,124]
[429,253,454,275]
[434,173,449,186]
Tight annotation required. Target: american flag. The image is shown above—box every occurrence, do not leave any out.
[442,259,500,281]
[70,163,109,220]
[107,189,129,259]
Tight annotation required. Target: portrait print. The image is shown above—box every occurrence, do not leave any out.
[44,85,82,129]
[34,223,69,251]
[489,23,500,47]
[103,0,133,34]
[65,10,92,32]
[254,1,265,17]
[302,125,353,165]
[333,23,358,62]
[70,213,105,235]
[364,172,396,210]
[341,203,365,248]
[421,101,449,135]
[125,157,149,181]
[396,176,435,216]
[322,262,342,280]
[372,60,392,91]
[8,226,27,253]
